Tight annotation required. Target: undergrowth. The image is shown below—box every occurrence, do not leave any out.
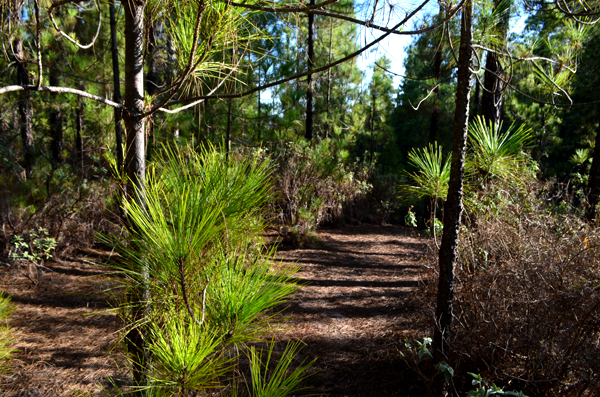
[416,178,600,396]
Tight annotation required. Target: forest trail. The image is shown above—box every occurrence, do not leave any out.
[0,224,428,396]
[274,224,428,397]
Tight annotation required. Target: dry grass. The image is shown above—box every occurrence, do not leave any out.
[418,180,600,396]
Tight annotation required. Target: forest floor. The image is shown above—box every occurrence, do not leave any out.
[0,224,430,396]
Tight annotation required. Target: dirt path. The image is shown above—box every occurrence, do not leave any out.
[0,255,118,396]
[274,224,428,397]
[0,224,427,396]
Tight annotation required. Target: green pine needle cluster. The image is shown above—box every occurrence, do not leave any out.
[103,143,311,396]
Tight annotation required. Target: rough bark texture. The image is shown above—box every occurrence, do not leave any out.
[122,1,147,392]
[480,0,508,126]
[428,10,444,144]
[15,37,34,177]
[305,0,315,141]
[123,0,146,200]
[432,1,473,395]
[110,1,124,174]
[76,81,84,173]
[586,122,600,221]
[481,51,503,126]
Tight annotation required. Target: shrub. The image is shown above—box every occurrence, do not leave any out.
[103,143,313,396]
[418,178,600,396]
[274,139,372,232]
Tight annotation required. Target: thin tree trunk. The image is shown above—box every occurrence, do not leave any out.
[257,67,261,142]
[15,37,34,178]
[325,17,333,139]
[49,69,63,165]
[76,82,84,174]
[122,1,147,393]
[145,23,159,160]
[110,1,124,175]
[432,1,473,396]
[305,0,315,141]
[481,0,508,126]
[428,9,444,144]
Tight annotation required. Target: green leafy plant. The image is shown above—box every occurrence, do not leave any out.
[9,227,58,266]
[467,373,528,397]
[0,292,15,375]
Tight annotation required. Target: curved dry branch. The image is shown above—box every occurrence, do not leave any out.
[0,85,125,108]
[409,83,440,110]
[471,43,577,74]
[230,0,338,13]
[230,0,462,37]
[48,0,102,50]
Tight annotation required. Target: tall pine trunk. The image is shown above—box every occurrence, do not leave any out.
[432,1,473,395]
[481,0,509,126]
[122,1,147,394]
[49,69,63,165]
[15,37,34,178]
[305,0,315,141]
[110,1,124,175]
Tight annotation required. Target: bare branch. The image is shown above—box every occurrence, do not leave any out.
[48,0,102,50]
[230,0,338,13]
[409,83,440,110]
[0,85,125,108]
[471,43,577,74]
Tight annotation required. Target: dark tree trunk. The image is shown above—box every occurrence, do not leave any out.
[145,22,159,159]
[432,1,473,395]
[305,0,315,141]
[110,1,124,174]
[49,70,63,165]
[257,67,261,142]
[481,51,503,126]
[480,0,508,126]
[428,9,444,144]
[15,38,34,178]
[586,121,600,221]
[122,1,147,393]
[76,81,84,173]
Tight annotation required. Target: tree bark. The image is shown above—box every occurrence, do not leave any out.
[226,98,233,161]
[110,1,124,175]
[480,0,508,126]
[15,37,34,178]
[428,8,444,144]
[432,1,473,395]
[305,0,315,141]
[122,1,147,393]
[49,69,63,165]
[76,81,84,173]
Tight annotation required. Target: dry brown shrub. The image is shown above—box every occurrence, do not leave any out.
[420,179,600,396]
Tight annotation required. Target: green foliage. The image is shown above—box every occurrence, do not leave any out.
[244,341,316,397]
[104,143,311,396]
[0,292,15,375]
[276,139,372,231]
[9,227,58,266]
[467,116,533,181]
[400,142,451,203]
[467,373,527,397]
